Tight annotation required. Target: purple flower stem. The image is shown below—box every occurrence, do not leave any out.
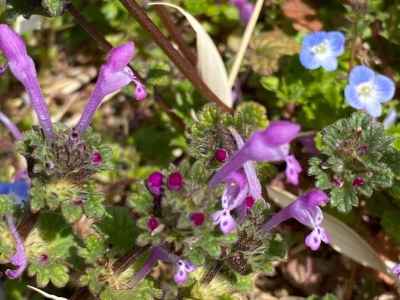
[0,111,23,141]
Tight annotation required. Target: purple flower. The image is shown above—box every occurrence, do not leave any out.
[209,122,302,192]
[285,155,302,185]
[132,246,195,286]
[391,264,400,279]
[74,42,147,134]
[345,66,395,117]
[383,109,397,129]
[300,31,345,71]
[174,259,196,285]
[262,189,330,251]
[5,215,27,279]
[167,171,184,191]
[212,170,248,234]
[146,171,164,196]
[229,0,254,24]
[0,24,53,139]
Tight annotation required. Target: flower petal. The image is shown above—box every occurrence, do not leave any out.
[364,99,382,117]
[285,155,302,185]
[349,65,375,85]
[302,31,327,48]
[327,31,345,56]
[319,55,338,71]
[300,49,320,70]
[262,121,301,146]
[345,85,363,109]
[174,269,187,285]
[374,74,395,103]
[305,229,322,251]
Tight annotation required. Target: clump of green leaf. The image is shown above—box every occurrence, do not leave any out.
[309,112,400,212]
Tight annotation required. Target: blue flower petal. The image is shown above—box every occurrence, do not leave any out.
[10,180,29,204]
[345,85,363,109]
[365,100,382,117]
[374,74,395,103]
[327,31,345,56]
[349,65,374,85]
[0,183,11,194]
[319,55,338,71]
[302,31,327,48]
[300,49,319,70]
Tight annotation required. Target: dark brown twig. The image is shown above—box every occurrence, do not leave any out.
[154,6,197,66]
[118,0,232,113]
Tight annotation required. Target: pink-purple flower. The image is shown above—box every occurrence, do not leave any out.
[209,121,302,193]
[75,42,147,134]
[0,24,53,139]
[262,189,330,251]
[229,0,254,24]
[132,246,195,286]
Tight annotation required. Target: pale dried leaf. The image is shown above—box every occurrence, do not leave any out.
[149,2,233,108]
[27,285,68,300]
[267,185,393,276]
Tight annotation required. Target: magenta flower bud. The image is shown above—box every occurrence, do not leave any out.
[0,24,53,139]
[147,216,160,232]
[262,189,330,251]
[146,171,164,196]
[215,148,228,162]
[190,212,205,227]
[75,42,147,134]
[167,171,184,191]
[352,177,365,187]
[91,151,103,166]
[5,216,27,279]
[245,196,255,209]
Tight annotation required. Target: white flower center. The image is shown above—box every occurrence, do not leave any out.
[311,40,330,59]
[356,81,376,103]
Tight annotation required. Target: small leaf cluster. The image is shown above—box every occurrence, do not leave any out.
[309,112,400,212]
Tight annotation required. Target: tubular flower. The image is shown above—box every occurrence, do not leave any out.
[75,42,147,134]
[391,264,400,279]
[345,65,395,117]
[229,0,254,24]
[0,111,23,141]
[212,170,248,234]
[0,24,53,139]
[209,121,302,191]
[262,189,330,251]
[300,31,345,71]
[5,215,27,279]
[132,246,195,286]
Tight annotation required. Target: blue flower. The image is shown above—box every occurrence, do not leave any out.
[345,65,396,117]
[300,31,345,71]
[0,179,29,205]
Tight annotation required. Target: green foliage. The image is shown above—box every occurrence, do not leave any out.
[309,112,400,212]
[7,0,65,17]
[25,213,76,288]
